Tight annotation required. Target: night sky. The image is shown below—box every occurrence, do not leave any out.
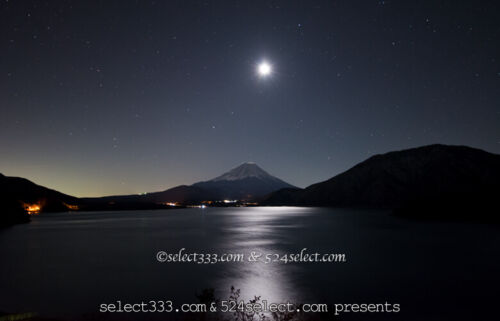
[1,0,499,197]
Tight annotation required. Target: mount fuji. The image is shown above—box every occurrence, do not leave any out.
[139,162,297,203]
[191,162,297,200]
[83,162,297,205]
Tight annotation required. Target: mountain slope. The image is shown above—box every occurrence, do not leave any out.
[264,145,500,219]
[0,173,79,226]
[142,185,219,204]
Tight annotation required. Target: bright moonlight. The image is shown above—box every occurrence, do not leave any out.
[257,62,272,77]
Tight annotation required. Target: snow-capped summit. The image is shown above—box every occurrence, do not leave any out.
[209,162,274,182]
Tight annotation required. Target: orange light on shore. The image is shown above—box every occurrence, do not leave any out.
[64,203,79,211]
[23,203,41,215]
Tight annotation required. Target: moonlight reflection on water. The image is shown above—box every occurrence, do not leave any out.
[216,207,315,303]
[0,207,499,320]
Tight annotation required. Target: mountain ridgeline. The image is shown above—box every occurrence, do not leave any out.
[2,144,500,225]
[264,145,500,221]
[0,163,296,224]
[77,162,296,207]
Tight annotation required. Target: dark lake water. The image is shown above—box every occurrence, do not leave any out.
[0,207,499,320]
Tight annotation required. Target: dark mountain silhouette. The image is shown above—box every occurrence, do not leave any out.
[264,145,500,221]
[0,173,79,226]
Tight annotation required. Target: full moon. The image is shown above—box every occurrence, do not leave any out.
[257,62,272,77]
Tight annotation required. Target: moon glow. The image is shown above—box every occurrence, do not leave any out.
[257,61,272,77]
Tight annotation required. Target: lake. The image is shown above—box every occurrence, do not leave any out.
[0,207,499,320]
